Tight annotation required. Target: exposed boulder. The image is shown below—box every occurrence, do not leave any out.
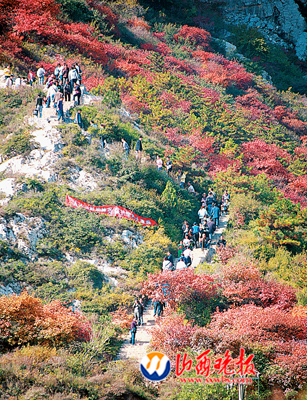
[223,0,307,59]
[0,214,46,259]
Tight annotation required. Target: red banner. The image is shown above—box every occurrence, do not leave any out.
[65,195,159,227]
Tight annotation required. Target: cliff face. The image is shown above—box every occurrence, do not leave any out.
[221,0,307,59]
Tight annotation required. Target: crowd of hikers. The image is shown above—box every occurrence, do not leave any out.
[130,189,230,344]
[1,63,84,122]
[2,64,230,345]
[34,63,83,121]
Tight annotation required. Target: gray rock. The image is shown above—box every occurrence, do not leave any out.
[223,0,307,59]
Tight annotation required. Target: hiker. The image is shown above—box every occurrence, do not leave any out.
[130,317,138,345]
[177,240,184,258]
[199,230,209,251]
[57,80,64,94]
[54,63,61,78]
[37,65,45,85]
[156,155,163,171]
[133,298,140,322]
[192,222,200,248]
[176,257,187,270]
[221,198,230,215]
[73,83,81,105]
[74,110,83,128]
[75,62,83,82]
[35,94,43,118]
[198,205,208,223]
[100,134,107,150]
[15,76,22,89]
[53,89,62,108]
[3,65,11,80]
[166,157,172,174]
[217,234,227,248]
[28,70,35,86]
[176,169,182,185]
[153,298,164,318]
[183,234,191,249]
[187,181,196,194]
[210,187,217,203]
[5,75,13,88]
[122,138,129,158]
[211,203,221,227]
[201,193,207,208]
[207,218,216,241]
[135,136,143,161]
[222,190,230,203]
[182,220,189,239]
[180,171,187,189]
[61,63,69,84]
[138,298,144,326]
[46,83,57,108]
[162,256,173,272]
[46,74,54,88]
[64,81,71,102]
[183,247,193,267]
[68,65,79,91]
[57,96,64,122]
[166,250,174,268]
[206,191,214,216]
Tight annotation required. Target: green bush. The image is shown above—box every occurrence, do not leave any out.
[57,0,94,22]
[68,261,105,290]
[1,131,39,159]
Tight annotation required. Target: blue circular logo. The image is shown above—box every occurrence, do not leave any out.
[140,352,171,382]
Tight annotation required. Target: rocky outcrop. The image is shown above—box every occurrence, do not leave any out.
[0,282,21,296]
[222,0,307,59]
[0,213,46,259]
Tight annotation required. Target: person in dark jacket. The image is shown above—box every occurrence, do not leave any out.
[130,318,137,345]
[192,222,200,248]
[35,94,43,118]
[133,299,140,322]
[57,96,64,122]
[211,204,221,227]
[166,250,174,269]
[63,81,71,102]
[206,192,214,216]
[138,298,144,325]
[217,234,227,248]
[153,298,164,317]
[74,110,83,128]
[73,83,81,105]
[207,218,216,241]
[135,136,143,161]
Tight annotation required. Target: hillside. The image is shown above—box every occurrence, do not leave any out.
[0,0,307,399]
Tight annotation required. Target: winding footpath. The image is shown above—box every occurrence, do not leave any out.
[118,213,229,362]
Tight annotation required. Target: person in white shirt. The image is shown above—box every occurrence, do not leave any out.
[15,77,21,88]
[156,155,163,170]
[46,84,57,108]
[198,205,208,222]
[183,235,191,248]
[162,257,173,272]
[183,247,193,261]
[68,65,78,91]
[176,258,187,270]
[37,66,45,85]
[187,181,195,194]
